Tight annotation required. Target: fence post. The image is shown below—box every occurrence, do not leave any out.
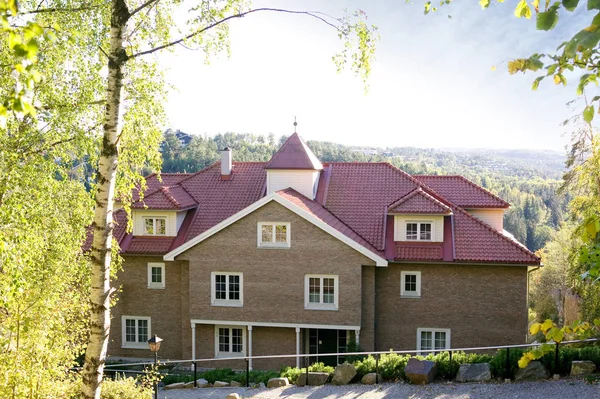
[449,351,453,364]
[193,361,197,388]
[554,342,560,375]
[305,356,309,386]
[375,354,379,384]
[246,358,250,388]
[505,347,510,379]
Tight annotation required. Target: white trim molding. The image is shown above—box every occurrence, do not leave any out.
[400,271,421,298]
[257,222,291,248]
[211,272,243,307]
[304,274,339,310]
[121,315,151,349]
[164,192,387,266]
[147,262,165,289]
[416,327,451,355]
[191,319,360,331]
[214,325,246,358]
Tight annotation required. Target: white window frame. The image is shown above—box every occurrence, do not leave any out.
[211,272,243,307]
[304,274,339,310]
[400,271,421,298]
[121,316,151,349]
[147,262,165,289]
[257,222,291,248]
[405,220,434,241]
[416,328,451,355]
[214,325,246,358]
[142,216,167,236]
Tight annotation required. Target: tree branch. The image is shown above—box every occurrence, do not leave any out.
[129,8,339,59]
[129,0,160,18]
[21,4,101,15]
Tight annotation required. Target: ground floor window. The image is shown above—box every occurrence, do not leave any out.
[215,326,245,357]
[122,316,151,349]
[308,329,347,366]
[417,328,451,355]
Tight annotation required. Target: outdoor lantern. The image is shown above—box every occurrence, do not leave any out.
[148,334,163,353]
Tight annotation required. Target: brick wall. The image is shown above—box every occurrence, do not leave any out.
[375,263,528,352]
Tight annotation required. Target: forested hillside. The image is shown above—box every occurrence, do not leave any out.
[161,130,569,252]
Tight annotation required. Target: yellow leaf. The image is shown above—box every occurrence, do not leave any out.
[491,65,497,71]
[518,356,530,368]
[530,323,541,335]
[541,319,554,332]
[554,74,561,85]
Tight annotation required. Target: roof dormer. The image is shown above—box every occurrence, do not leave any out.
[265,133,323,200]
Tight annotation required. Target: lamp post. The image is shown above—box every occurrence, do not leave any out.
[148,334,163,399]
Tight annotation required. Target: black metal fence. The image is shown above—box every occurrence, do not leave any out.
[102,337,600,388]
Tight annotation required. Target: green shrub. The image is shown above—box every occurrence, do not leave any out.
[489,348,524,379]
[280,362,334,384]
[354,355,376,378]
[379,353,410,381]
[101,377,153,399]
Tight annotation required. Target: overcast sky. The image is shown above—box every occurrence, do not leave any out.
[161,0,587,151]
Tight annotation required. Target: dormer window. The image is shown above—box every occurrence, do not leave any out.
[406,222,432,241]
[257,222,290,248]
[144,217,166,235]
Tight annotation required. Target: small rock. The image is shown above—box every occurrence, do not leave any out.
[254,382,266,389]
[404,358,436,385]
[267,377,289,388]
[571,360,597,376]
[163,382,185,390]
[504,378,511,383]
[296,372,329,386]
[195,378,209,388]
[361,373,381,385]
[230,381,242,387]
[213,381,230,387]
[553,374,560,380]
[226,394,241,399]
[332,363,357,385]
[514,361,550,381]
[456,363,492,383]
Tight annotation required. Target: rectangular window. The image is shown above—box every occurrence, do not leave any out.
[405,221,433,241]
[417,328,450,355]
[257,222,290,248]
[211,272,243,307]
[305,275,338,310]
[122,316,151,349]
[147,262,165,289]
[400,271,421,298]
[215,326,245,357]
[143,217,167,235]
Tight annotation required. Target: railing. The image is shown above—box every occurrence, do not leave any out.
[102,337,600,388]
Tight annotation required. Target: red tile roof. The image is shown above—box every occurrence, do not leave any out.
[265,133,323,170]
[277,188,381,256]
[125,237,176,254]
[414,175,510,209]
[132,185,196,210]
[388,188,452,214]
[396,243,443,260]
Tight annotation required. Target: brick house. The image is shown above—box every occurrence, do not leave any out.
[107,133,540,370]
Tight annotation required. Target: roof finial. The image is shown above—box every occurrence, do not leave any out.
[293,116,297,133]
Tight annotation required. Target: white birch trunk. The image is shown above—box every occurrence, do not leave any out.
[81,0,130,397]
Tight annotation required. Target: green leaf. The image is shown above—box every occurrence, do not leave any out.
[537,7,559,30]
[563,0,579,10]
[480,0,491,8]
[515,0,532,18]
[583,105,595,123]
[532,76,544,90]
[589,0,600,10]
[424,1,432,14]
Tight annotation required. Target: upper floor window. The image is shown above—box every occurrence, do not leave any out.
[417,328,450,355]
[211,272,243,307]
[305,274,338,310]
[147,263,165,289]
[144,217,166,235]
[257,222,290,248]
[215,326,245,357]
[401,271,421,298]
[122,316,151,349]
[406,222,432,241]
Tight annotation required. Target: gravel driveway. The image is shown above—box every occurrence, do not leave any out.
[160,380,600,399]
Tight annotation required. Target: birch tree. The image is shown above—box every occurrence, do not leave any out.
[3,1,378,397]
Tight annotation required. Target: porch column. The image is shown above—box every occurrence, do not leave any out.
[355,329,360,346]
[191,323,196,362]
[248,325,253,370]
[295,327,301,368]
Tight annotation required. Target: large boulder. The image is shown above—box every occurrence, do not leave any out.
[295,372,329,386]
[182,381,195,389]
[163,382,185,390]
[571,360,597,376]
[230,381,242,387]
[332,363,357,385]
[456,363,492,382]
[361,373,381,385]
[226,394,241,399]
[514,361,550,381]
[213,381,230,387]
[267,377,289,388]
[195,378,209,388]
[404,358,436,385]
